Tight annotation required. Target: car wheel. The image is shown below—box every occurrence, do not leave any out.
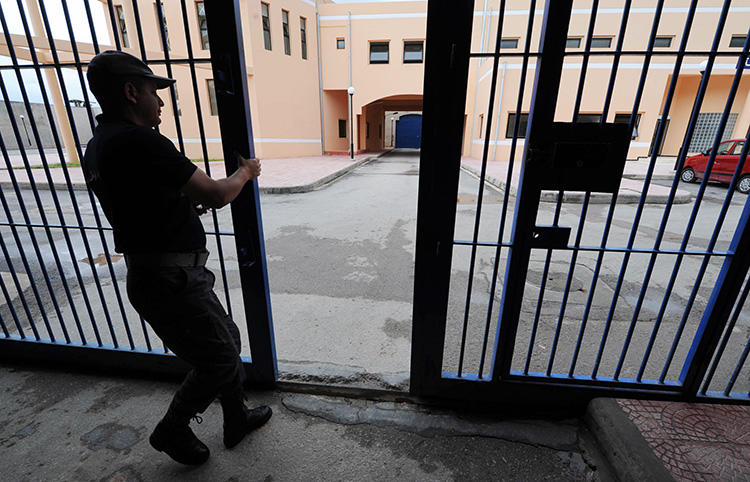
[680,167,696,183]
[736,175,750,194]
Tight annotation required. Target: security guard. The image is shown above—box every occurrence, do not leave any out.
[83,50,271,466]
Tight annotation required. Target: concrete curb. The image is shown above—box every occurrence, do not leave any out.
[584,398,675,482]
[0,151,393,194]
[259,150,391,194]
[461,163,692,204]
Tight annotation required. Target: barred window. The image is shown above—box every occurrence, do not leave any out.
[207,79,218,116]
[155,2,170,51]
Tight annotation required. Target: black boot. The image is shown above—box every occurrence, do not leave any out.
[221,395,272,449]
[149,406,210,465]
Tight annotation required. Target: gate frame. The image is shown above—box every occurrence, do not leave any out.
[411,0,750,407]
[0,0,277,387]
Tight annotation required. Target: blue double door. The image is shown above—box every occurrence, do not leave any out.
[395,114,422,148]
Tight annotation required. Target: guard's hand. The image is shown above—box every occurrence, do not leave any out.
[236,152,261,180]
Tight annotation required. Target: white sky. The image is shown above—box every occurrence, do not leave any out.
[0,0,111,104]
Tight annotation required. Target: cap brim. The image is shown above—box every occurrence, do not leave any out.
[148,74,176,89]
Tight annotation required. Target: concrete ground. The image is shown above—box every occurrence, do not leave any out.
[0,363,610,481]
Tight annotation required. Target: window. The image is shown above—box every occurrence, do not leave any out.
[300,17,307,60]
[500,38,518,49]
[688,113,739,152]
[115,5,130,48]
[155,2,170,51]
[654,36,672,48]
[478,114,484,138]
[282,10,290,55]
[590,37,612,48]
[566,37,581,48]
[207,79,218,116]
[337,38,345,49]
[614,113,642,139]
[732,141,745,155]
[576,113,602,123]
[196,2,209,50]
[403,41,423,63]
[730,35,746,48]
[366,122,370,139]
[717,141,733,155]
[505,112,529,138]
[172,88,182,116]
[369,42,389,63]
[261,3,271,50]
[338,119,347,138]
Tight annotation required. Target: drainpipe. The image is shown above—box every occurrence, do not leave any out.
[347,11,354,158]
[315,1,325,154]
[492,61,506,161]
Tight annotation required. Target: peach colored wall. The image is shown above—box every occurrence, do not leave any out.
[323,90,349,152]
[47,1,750,162]
[464,0,750,161]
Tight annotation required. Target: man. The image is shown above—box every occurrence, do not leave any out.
[83,50,271,466]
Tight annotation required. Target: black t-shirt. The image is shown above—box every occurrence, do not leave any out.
[82,114,206,254]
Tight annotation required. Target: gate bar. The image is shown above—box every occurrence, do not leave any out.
[204,0,277,383]
[179,0,235,317]
[55,0,137,348]
[457,0,507,378]
[492,0,572,380]
[410,0,475,395]
[613,0,701,380]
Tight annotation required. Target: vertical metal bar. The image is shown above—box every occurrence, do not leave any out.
[106,0,123,50]
[410,0,474,395]
[0,10,72,343]
[659,12,741,382]
[78,0,153,350]
[591,0,666,378]
[457,0,506,378]
[681,190,750,395]
[724,337,750,397]
[82,0,101,54]
[478,0,507,379]
[0,310,8,338]
[204,0,277,383]
[480,0,537,378]
[0,142,48,341]
[37,0,118,348]
[613,0,700,381]
[154,0,186,155]
[131,0,149,62]
[568,0,633,375]
[492,0,573,381]
[701,271,750,394]
[545,1,600,377]
[16,0,108,345]
[178,0,234,316]
[58,0,136,349]
[0,226,29,338]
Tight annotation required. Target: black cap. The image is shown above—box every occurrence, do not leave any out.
[87,50,175,91]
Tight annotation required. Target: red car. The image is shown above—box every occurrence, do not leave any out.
[681,138,749,193]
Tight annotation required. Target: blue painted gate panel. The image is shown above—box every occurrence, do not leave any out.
[396,114,422,148]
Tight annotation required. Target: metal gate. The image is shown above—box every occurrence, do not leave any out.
[395,114,423,149]
[0,0,275,384]
[412,0,750,406]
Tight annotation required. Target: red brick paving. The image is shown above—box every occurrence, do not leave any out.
[617,399,750,481]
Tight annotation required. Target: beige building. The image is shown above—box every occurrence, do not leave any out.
[3,0,749,163]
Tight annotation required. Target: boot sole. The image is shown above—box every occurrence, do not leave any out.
[224,406,273,449]
[150,432,210,466]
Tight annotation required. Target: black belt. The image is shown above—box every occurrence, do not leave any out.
[124,251,209,268]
